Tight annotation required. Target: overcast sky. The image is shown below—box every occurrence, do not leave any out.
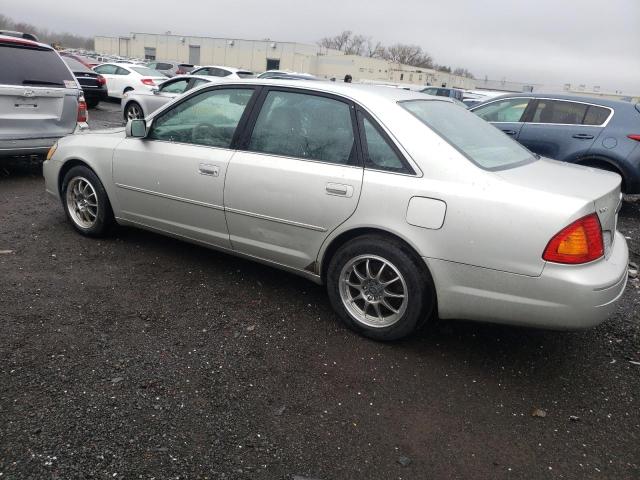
[5,0,639,93]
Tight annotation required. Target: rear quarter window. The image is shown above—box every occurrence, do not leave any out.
[0,43,75,87]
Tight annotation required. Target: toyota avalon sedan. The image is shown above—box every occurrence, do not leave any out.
[42,80,629,341]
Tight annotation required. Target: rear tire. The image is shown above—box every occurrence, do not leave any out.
[326,235,436,341]
[86,98,100,109]
[61,166,114,237]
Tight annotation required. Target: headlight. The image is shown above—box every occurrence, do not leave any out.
[46,142,58,161]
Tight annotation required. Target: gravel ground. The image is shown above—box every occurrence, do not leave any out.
[0,103,639,479]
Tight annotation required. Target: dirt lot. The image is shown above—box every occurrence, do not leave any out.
[1,103,639,479]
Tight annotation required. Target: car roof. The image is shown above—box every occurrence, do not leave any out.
[0,34,52,50]
[194,65,252,73]
[192,78,453,105]
[484,92,634,109]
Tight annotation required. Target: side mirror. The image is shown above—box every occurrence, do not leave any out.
[126,119,147,138]
[151,87,160,95]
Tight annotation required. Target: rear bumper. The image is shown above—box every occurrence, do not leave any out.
[426,231,629,330]
[0,137,61,158]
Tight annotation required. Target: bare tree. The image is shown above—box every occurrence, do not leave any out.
[318,31,353,51]
[365,39,385,58]
[453,67,475,79]
[0,14,93,49]
[384,44,433,68]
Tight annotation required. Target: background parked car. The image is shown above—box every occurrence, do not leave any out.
[420,86,465,102]
[92,63,167,99]
[190,65,255,79]
[461,89,505,108]
[62,56,107,108]
[61,52,99,68]
[470,93,640,193]
[121,75,212,120]
[146,60,195,77]
[0,33,87,161]
[257,70,319,80]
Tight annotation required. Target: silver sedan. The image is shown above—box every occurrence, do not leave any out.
[121,75,213,121]
[43,80,629,341]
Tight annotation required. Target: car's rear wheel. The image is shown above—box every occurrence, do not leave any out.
[124,101,143,121]
[327,235,436,341]
[86,97,100,109]
[61,166,114,237]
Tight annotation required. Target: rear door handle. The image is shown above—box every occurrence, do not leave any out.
[198,163,219,177]
[325,183,353,197]
[501,129,517,136]
[572,133,594,140]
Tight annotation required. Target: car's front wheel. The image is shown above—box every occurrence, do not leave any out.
[61,166,114,237]
[327,235,436,341]
[124,101,143,121]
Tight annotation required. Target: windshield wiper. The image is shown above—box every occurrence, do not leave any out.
[22,79,65,86]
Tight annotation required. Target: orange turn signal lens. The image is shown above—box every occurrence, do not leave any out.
[45,142,57,161]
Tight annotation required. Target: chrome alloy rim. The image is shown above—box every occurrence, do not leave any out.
[339,254,408,328]
[126,103,143,120]
[66,176,98,229]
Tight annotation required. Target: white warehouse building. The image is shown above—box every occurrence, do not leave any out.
[94,33,476,89]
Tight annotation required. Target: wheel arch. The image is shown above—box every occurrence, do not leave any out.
[319,226,430,283]
[575,155,627,192]
[58,159,95,196]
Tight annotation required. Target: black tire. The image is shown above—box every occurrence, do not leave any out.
[123,101,143,121]
[326,235,436,341]
[61,166,114,237]
[86,97,100,109]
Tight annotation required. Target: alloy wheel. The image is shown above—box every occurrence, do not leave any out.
[65,176,99,229]
[338,254,408,328]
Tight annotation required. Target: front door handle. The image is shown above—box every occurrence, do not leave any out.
[326,183,353,197]
[501,129,517,136]
[572,133,595,140]
[198,163,219,177]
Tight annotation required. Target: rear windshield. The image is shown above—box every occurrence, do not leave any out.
[131,66,165,77]
[237,71,255,78]
[0,43,75,87]
[63,57,93,73]
[401,100,535,170]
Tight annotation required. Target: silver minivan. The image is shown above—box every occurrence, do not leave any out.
[0,33,87,161]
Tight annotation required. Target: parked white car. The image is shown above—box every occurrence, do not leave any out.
[190,65,255,79]
[92,63,167,99]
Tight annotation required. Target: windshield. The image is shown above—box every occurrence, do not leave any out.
[63,57,93,73]
[131,66,165,77]
[401,100,535,170]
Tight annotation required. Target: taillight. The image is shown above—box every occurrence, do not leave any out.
[96,75,106,86]
[628,134,640,142]
[542,213,604,264]
[141,78,156,86]
[77,98,88,123]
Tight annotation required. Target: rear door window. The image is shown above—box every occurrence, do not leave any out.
[160,78,190,93]
[0,43,74,87]
[473,98,530,122]
[94,64,118,74]
[531,100,587,125]
[248,90,357,165]
[358,112,411,173]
